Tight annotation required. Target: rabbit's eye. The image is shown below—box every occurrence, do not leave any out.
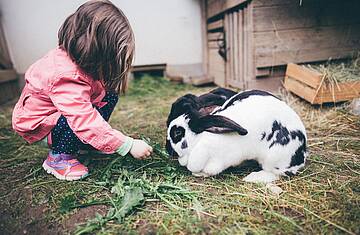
[170,125,185,143]
[175,130,182,137]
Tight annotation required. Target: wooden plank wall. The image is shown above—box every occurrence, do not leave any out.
[207,17,226,87]
[225,5,250,89]
[207,0,253,90]
[253,0,360,69]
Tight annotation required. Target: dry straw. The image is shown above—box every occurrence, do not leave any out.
[306,55,360,84]
[304,55,360,102]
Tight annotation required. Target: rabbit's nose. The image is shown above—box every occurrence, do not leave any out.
[181,140,188,149]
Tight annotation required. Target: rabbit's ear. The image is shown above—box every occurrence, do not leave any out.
[167,94,200,127]
[190,115,248,135]
[209,87,237,99]
[186,105,247,135]
[198,93,226,107]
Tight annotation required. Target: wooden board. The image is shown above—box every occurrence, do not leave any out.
[254,25,360,52]
[208,49,226,87]
[207,32,224,41]
[252,0,296,7]
[208,41,219,49]
[243,6,248,86]
[207,20,224,32]
[285,63,322,88]
[247,75,282,92]
[188,75,214,86]
[283,76,318,103]
[224,13,231,87]
[233,11,239,86]
[253,0,360,32]
[131,64,166,72]
[314,82,360,104]
[238,8,244,85]
[256,47,360,69]
[253,0,342,8]
[254,23,360,68]
[256,68,270,77]
[207,0,248,19]
[246,2,254,83]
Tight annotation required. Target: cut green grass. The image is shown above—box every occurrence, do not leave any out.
[0,75,359,234]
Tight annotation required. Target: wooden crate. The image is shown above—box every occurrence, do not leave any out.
[284,63,360,104]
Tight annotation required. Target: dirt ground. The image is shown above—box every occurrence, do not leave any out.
[0,76,359,234]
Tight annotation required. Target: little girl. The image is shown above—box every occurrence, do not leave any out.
[12,0,153,181]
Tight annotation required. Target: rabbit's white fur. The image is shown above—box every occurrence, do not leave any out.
[167,93,307,183]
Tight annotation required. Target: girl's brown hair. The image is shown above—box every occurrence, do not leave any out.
[58,0,134,94]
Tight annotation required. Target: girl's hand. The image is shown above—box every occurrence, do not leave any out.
[130,139,153,160]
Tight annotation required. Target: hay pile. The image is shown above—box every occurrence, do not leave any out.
[305,55,360,84]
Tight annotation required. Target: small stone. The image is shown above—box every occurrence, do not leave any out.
[350,98,360,116]
[266,183,283,196]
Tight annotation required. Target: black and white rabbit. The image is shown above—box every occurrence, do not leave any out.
[166,90,307,183]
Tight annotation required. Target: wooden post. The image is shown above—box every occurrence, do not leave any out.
[200,0,209,77]
[247,1,255,85]
[239,7,244,88]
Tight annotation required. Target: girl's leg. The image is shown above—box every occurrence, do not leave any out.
[44,92,119,181]
[51,115,82,154]
[43,115,88,180]
[51,92,119,154]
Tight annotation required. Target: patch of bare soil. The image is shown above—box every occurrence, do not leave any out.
[0,198,61,235]
[63,205,108,233]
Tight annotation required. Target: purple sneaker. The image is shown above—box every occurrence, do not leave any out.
[42,151,89,181]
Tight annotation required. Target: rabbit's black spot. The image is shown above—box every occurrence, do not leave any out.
[170,125,185,144]
[289,130,306,167]
[291,130,305,141]
[285,171,295,177]
[266,122,307,166]
[267,121,291,148]
[214,90,279,113]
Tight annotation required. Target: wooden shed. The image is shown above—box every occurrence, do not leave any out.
[202,0,360,91]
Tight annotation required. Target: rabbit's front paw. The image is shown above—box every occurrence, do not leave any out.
[192,172,210,177]
[243,170,278,183]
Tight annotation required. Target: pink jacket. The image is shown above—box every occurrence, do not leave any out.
[12,47,127,154]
